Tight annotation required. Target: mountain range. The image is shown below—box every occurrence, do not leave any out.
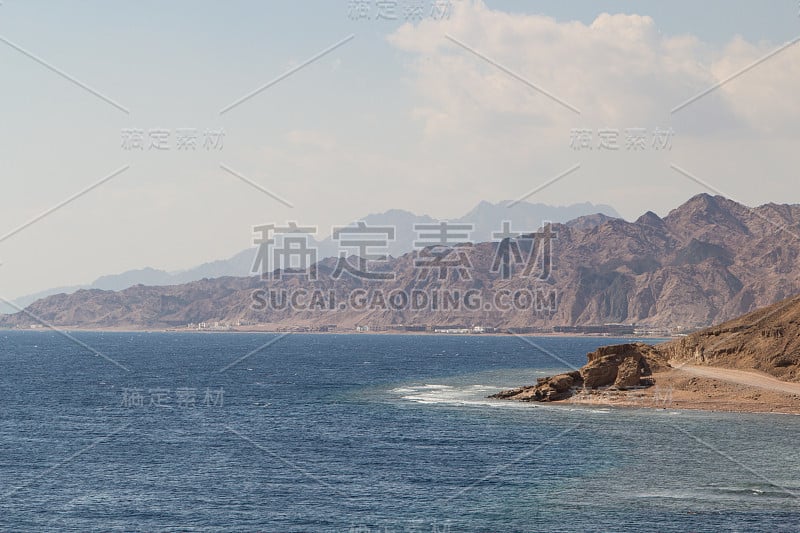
[5,194,800,331]
[1,200,619,313]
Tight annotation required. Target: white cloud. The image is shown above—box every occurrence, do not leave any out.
[388,1,800,137]
[708,35,800,134]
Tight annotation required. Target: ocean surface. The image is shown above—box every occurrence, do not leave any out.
[1,331,799,532]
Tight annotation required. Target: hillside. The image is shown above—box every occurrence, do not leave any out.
[660,293,800,381]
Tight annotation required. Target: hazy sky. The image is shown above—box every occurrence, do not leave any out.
[1,0,799,299]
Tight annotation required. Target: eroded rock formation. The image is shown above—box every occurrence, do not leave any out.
[490,343,669,402]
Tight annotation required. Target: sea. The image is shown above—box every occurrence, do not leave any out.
[1,331,798,532]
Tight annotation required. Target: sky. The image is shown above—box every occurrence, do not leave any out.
[1,0,799,299]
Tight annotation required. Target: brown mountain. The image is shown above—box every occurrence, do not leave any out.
[4,193,800,331]
[660,292,800,382]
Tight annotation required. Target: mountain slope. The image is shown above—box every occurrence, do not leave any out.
[660,293,800,381]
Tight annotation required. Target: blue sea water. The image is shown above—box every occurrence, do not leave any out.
[1,331,799,532]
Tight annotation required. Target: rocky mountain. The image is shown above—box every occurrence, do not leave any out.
[659,292,800,382]
[1,200,619,314]
[455,200,619,243]
[3,194,800,331]
[565,213,617,232]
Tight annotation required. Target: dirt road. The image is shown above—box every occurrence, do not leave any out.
[672,363,800,396]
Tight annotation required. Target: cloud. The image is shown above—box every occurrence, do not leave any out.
[287,129,337,152]
[708,35,800,134]
[387,1,800,139]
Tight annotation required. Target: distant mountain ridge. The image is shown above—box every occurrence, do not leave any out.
[5,194,800,331]
[1,200,619,313]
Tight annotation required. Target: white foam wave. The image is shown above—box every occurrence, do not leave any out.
[391,382,620,413]
[394,383,522,408]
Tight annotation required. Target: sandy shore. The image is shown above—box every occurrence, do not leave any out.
[563,365,800,414]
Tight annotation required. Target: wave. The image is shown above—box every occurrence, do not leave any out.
[394,382,512,407]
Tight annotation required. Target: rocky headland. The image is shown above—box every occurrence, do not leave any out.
[490,342,668,401]
[491,294,800,413]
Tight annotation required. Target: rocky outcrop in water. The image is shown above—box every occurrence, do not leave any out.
[582,343,669,388]
[490,343,669,402]
[490,371,583,402]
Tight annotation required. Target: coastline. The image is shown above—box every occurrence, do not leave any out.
[503,367,800,415]
[0,326,675,339]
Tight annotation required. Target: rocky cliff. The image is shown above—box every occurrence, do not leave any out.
[659,293,800,382]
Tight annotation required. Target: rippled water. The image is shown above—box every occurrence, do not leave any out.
[1,331,798,532]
